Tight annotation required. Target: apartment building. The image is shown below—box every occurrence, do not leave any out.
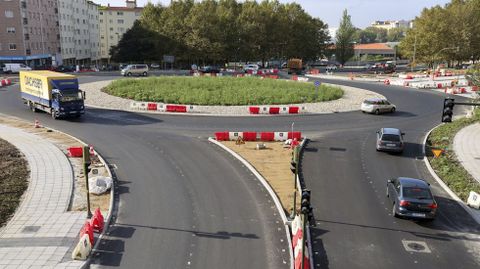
[58,0,100,66]
[99,0,143,63]
[371,20,412,30]
[0,0,60,67]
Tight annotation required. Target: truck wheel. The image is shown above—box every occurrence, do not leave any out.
[127,72,132,77]
[30,103,37,112]
[51,110,58,119]
[143,72,147,76]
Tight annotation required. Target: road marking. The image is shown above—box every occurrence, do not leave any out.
[402,240,431,253]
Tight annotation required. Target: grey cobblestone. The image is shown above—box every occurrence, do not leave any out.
[0,125,86,268]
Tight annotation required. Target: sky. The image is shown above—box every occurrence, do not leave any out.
[96,0,451,30]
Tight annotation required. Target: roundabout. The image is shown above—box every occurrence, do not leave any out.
[0,72,479,269]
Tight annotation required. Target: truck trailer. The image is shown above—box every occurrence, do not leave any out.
[19,71,85,119]
[287,58,303,75]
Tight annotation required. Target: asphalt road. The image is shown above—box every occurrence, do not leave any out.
[0,74,478,269]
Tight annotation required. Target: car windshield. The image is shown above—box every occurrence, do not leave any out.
[403,187,432,200]
[381,134,400,142]
[59,91,82,102]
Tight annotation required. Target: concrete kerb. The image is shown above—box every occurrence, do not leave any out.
[40,125,115,265]
[207,137,293,268]
[422,124,480,224]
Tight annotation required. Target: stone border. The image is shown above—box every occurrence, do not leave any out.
[423,124,480,224]
[80,79,385,116]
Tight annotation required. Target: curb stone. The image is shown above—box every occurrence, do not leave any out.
[422,124,480,224]
[40,125,116,266]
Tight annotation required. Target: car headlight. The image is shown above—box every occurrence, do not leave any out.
[60,107,64,111]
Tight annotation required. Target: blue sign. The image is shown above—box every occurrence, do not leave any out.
[314,80,321,87]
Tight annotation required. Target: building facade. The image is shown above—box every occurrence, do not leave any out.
[0,0,61,67]
[99,0,143,63]
[354,43,395,58]
[58,0,100,66]
[371,20,412,30]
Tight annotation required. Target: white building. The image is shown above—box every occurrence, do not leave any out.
[371,20,412,30]
[99,0,143,63]
[58,0,100,66]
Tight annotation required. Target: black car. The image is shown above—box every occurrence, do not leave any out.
[199,66,220,74]
[387,177,437,220]
[54,65,75,72]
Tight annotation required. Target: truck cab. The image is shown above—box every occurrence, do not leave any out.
[50,79,85,119]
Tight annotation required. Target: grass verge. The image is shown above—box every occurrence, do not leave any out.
[103,76,343,105]
[426,108,480,201]
[0,138,29,227]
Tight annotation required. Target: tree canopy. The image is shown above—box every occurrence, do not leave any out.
[399,0,480,66]
[113,0,329,66]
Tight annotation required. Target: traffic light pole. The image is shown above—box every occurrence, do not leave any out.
[83,146,92,218]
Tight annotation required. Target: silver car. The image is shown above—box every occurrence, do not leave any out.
[376,128,404,153]
[361,98,396,114]
[121,64,149,77]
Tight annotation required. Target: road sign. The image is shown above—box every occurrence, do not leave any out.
[432,149,443,158]
[314,80,320,87]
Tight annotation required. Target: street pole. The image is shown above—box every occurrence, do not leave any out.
[291,122,296,218]
[83,146,92,218]
[412,34,417,72]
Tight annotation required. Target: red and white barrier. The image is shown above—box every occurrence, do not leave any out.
[291,215,303,248]
[249,106,304,115]
[0,78,12,87]
[229,132,243,140]
[214,131,302,142]
[274,132,288,141]
[294,241,310,269]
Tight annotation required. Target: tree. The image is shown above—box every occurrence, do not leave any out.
[387,28,405,42]
[335,9,355,65]
[110,20,163,63]
[466,64,480,86]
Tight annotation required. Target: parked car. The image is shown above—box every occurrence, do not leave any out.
[150,63,160,69]
[3,63,32,73]
[0,63,5,74]
[244,64,260,73]
[121,64,149,77]
[361,98,396,114]
[376,128,404,153]
[387,177,437,220]
[54,65,75,72]
[199,66,220,74]
[326,64,338,71]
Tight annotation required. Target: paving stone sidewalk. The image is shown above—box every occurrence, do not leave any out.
[454,123,480,185]
[0,124,85,268]
[453,123,480,222]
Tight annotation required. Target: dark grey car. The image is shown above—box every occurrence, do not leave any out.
[387,177,437,220]
[376,128,404,153]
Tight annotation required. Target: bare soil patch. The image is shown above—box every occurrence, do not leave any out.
[221,141,297,214]
[0,138,29,227]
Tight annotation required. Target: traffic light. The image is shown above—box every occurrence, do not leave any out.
[442,98,455,123]
[301,189,311,214]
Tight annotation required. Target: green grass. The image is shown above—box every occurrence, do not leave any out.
[103,76,343,105]
[427,107,480,201]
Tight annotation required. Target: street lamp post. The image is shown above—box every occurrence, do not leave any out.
[433,46,459,79]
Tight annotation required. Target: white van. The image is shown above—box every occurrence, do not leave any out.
[4,63,32,73]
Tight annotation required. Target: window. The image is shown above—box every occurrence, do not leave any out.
[99,19,103,23]
[109,27,113,31]
[5,10,14,18]
[109,19,113,23]
[117,19,124,24]
[21,1,27,9]
[24,33,29,40]
[117,12,123,15]
[9,43,16,50]
[100,35,104,39]
[99,11,103,15]
[0,43,2,51]
[26,49,31,55]
[7,27,15,33]
[23,18,28,24]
